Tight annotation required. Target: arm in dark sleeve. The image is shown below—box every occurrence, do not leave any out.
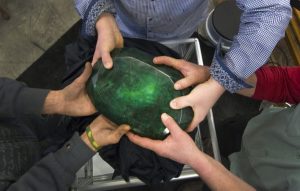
[7,133,95,191]
[252,66,300,104]
[0,78,49,119]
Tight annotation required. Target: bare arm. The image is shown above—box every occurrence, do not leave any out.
[127,113,255,191]
[190,151,255,191]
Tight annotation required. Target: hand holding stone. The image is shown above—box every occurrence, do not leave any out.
[170,77,225,132]
[82,115,130,151]
[42,62,97,116]
[92,13,124,68]
[153,56,210,90]
[127,113,201,166]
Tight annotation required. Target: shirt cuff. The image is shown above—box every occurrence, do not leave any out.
[82,0,116,39]
[16,87,49,116]
[54,133,96,175]
[210,43,252,93]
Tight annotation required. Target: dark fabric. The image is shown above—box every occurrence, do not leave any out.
[100,137,182,184]
[0,77,96,190]
[7,133,95,191]
[0,115,74,190]
[215,114,253,158]
[63,36,186,185]
[0,123,40,190]
[291,0,300,10]
[62,37,181,86]
[252,66,300,104]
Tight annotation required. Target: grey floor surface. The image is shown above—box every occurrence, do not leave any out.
[0,0,79,79]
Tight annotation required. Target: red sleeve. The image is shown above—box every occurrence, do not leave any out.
[252,66,300,104]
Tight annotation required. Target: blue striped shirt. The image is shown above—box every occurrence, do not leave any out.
[75,0,292,93]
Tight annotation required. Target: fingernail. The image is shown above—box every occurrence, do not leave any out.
[174,83,180,90]
[153,58,157,63]
[126,125,131,131]
[105,62,112,69]
[170,101,177,109]
[161,113,168,121]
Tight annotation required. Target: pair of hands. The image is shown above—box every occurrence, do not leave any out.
[43,62,129,151]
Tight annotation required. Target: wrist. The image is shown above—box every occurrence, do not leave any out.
[188,151,214,177]
[42,90,64,114]
[81,132,97,152]
[187,150,205,167]
[208,77,226,93]
[96,12,114,28]
[82,122,103,152]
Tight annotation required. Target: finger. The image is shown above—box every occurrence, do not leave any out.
[186,112,204,132]
[127,132,162,152]
[92,51,101,66]
[174,76,196,90]
[77,62,93,84]
[153,56,183,71]
[101,51,113,69]
[161,113,183,137]
[170,95,191,110]
[113,124,131,138]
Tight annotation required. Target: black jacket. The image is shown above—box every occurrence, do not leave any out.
[0,78,95,191]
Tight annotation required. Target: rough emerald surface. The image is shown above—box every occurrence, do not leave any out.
[87,48,193,139]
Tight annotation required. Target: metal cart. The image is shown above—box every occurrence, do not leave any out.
[72,38,220,191]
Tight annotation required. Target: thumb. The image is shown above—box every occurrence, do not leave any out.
[101,51,113,69]
[77,62,93,84]
[161,113,182,137]
[111,125,131,143]
[186,118,199,132]
[170,95,191,110]
[174,76,195,90]
[92,50,101,66]
[153,56,182,71]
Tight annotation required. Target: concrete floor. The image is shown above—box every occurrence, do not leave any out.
[0,0,79,79]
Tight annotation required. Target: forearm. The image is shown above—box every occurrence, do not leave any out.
[42,90,63,115]
[225,0,291,79]
[189,152,255,191]
[74,0,93,18]
[0,78,49,119]
[210,0,291,93]
[251,66,300,103]
[7,133,95,191]
[237,66,300,104]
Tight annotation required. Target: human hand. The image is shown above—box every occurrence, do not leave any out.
[170,77,225,132]
[154,56,210,90]
[127,113,202,165]
[82,115,130,151]
[128,113,256,191]
[92,13,124,68]
[43,62,97,116]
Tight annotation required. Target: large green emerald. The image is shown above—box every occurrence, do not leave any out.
[87,48,193,139]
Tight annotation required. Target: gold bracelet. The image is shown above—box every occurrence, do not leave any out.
[86,126,101,151]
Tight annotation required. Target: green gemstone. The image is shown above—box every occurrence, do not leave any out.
[87,48,193,139]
